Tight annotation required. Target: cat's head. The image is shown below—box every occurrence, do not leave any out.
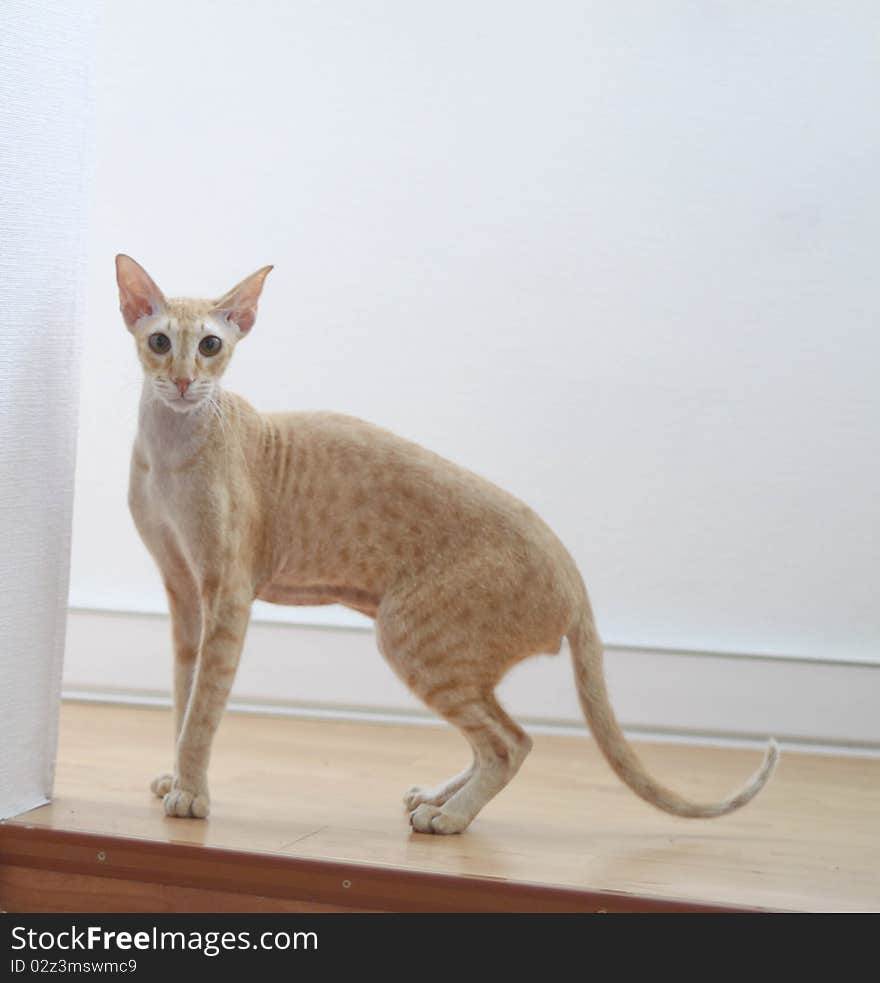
[115,255,272,413]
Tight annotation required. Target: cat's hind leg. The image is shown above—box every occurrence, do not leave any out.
[408,693,532,834]
[377,584,534,834]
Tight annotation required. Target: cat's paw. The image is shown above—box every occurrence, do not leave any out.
[150,773,173,797]
[409,803,470,835]
[403,785,449,811]
[163,785,210,819]
[402,768,474,811]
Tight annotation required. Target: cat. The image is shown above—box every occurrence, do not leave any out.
[117,253,778,835]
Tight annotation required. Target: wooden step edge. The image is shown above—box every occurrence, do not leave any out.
[0,822,772,913]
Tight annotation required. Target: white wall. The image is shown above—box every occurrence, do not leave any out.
[1,0,96,817]
[70,2,880,672]
[64,610,880,751]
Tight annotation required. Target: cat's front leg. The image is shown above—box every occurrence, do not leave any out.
[151,566,203,799]
[163,584,251,819]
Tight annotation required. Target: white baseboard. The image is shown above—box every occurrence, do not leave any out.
[64,608,880,754]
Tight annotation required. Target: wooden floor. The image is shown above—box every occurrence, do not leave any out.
[4,702,880,911]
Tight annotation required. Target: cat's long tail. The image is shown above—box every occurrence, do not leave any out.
[567,609,778,818]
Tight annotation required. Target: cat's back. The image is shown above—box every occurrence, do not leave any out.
[265,409,513,505]
[264,410,575,561]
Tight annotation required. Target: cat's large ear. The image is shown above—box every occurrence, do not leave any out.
[115,254,167,331]
[211,265,273,336]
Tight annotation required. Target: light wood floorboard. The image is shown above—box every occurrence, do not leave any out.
[8,702,880,911]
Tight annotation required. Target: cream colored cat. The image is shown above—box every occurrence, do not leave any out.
[117,254,778,835]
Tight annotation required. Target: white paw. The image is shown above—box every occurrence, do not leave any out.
[409,803,470,835]
[163,786,210,819]
[150,773,173,797]
[403,785,447,811]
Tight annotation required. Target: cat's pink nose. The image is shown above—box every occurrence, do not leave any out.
[174,377,193,397]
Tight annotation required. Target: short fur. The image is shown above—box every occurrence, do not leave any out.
[117,254,778,834]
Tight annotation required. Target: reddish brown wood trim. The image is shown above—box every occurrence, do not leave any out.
[0,823,771,913]
[0,864,366,914]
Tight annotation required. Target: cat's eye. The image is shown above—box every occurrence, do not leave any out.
[148,333,171,354]
[199,335,222,357]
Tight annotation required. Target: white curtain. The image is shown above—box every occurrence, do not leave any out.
[0,0,96,818]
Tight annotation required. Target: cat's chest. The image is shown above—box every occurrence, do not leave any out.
[128,440,209,533]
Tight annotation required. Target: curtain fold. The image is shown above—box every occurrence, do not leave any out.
[0,0,96,817]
